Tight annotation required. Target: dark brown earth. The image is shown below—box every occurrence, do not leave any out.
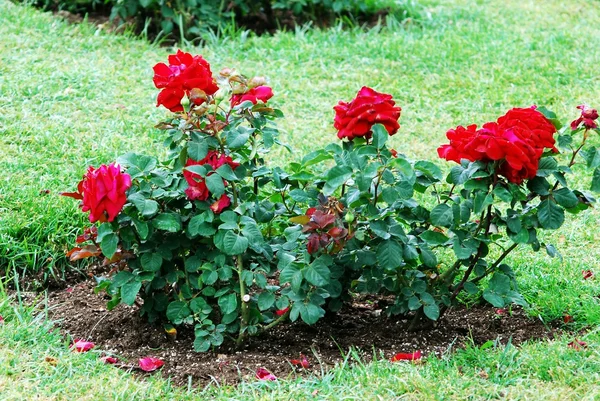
[41,279,560,387]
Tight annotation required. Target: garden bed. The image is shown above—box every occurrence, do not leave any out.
[43,278,559,387]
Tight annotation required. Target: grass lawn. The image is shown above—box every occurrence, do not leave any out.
[1,0,600,399]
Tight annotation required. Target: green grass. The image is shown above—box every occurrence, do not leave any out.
[2,0,600,398]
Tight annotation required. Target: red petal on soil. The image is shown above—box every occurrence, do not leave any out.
[390,350,422,362]
[72,339,95,352]
[583,270,594,280]
[100,356,119,364]
[290,354,310,368]
[495,308,507,316]
[255,367,277,381]
[563,314,574,324]
[139,357,164,372]
[568,339,587,350]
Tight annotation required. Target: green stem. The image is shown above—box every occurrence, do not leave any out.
[235,256,249,347]
[260,310,290,333]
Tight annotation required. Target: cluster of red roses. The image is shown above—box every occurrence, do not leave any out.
[184,151,240,213]
[437,107,558,183]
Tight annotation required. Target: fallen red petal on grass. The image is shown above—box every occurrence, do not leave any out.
[583,270,594,280]
[563,314,574,324]
[139,357,164,372]
[568,339,587,350]
[72,339,95,352]
[290,354,310,369]
[390,350,422,362]
[100,356,119,364]
[256,367,277,381]
[0,315,4,324]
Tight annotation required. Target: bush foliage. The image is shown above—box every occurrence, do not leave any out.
[63,50,600,350]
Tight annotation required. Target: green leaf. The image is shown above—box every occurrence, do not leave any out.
[132,219,149,240]
[128,193,159,217]
[117,153,157,178]
[536,157,558,177]
[372,124,388,150]
[420,230,449,245]
[414,161,443,181]
[552,188,579,209]
[188,215,216,237]
[323,165,353,195]
[205,174,225,198]
[121,280,142,306]
[429,204,454,227]
[592,167,600,193]
[257,292,276,311]
[101,233,118,259]
[218,293,238,315]
[304,256,331,286]
[423,303,440,321]
[187,140,209,161]
[216,164,238,181]
[408,296,421,311]
[537,199,564,229]
[152,213,181,232]
[370,220,391,239]
[221,231,249,255]
[194,338,211,352]
[166,301,191,324]
[226,127,252,149]
[141,253,163,272]
[376,240,403,270]
[300,303,324,325]
[190,297,212,315]
[482,290,505,308]
[493,186,512,203]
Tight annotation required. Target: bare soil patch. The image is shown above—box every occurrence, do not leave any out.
[42,279,559,386]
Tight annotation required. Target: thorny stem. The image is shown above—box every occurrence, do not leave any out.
[552,132,588,191]
[261,310,290,333]
[471,243,519,285]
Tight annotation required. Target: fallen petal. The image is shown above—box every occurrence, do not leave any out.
[563,314,574,324]
[568,339,587,350]
[0,315,4,324]
[45,356,58,366]
[583,270,594,280]
[495,308,507,316]
[72,339,95,352]
[100,356,119,364]
[290,354,310,369]
[256,367,277,381]
[139,357,164,372]
[390,350,422,362]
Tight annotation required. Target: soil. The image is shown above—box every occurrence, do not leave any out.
[38,279,560,387]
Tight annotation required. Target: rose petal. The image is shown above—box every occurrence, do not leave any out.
[563,314,574,324]
[0,315,4,324]
[139,357,164,372]
[583,270,594,280]
[290,354,310,369]
[72,339,95,352]
[390,350,421,362]
[568,339,587,350]
[256,367,277,381]
[100,356,119,364]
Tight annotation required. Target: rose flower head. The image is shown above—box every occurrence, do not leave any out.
[571,105,599,130]
[334,86,401,141]
[153,50,219,112]
[62,163,131,223]
[230,85,273,107]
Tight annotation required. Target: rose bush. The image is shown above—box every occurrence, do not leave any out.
[64,50,600,349]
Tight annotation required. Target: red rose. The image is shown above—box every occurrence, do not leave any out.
[231,85,273,107]
[333,86,401,141]
[153,50,219,112]
[210,194,232,214]
[497,107,557,152]
[184,151,239,202]
[63,163,131,223]
[571,104,599,130]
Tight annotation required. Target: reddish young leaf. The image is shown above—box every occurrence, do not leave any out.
[274,307,290,317]
[100,356,119,364]
[390,350,422,362]
[583,270,594,280]
[255,367,277,381]
[72,339,95,352]
[66,245,101,261]
[568,339,587,350]
[290,354,310,369]
[563,314,574,324]
[139,357,164,372]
